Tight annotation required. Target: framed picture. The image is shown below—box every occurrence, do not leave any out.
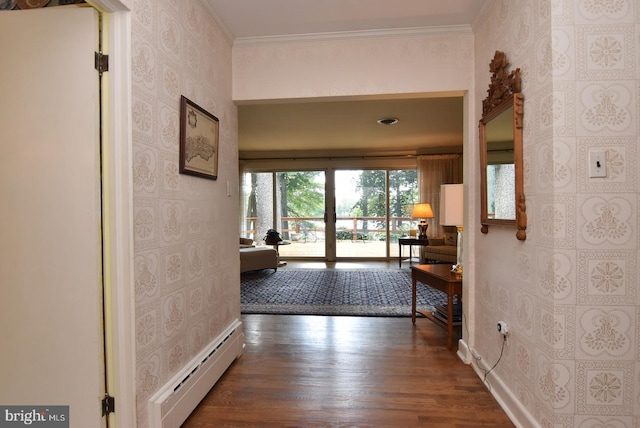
[179,95,219,180]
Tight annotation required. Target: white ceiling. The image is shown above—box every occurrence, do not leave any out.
[206,0,488,40]
[238,95,465,156]
[204,0,490,156]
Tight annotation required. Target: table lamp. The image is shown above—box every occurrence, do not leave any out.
[440,184,464,275]
[411,203,434,240]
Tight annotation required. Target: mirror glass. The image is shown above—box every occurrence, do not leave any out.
[484,105,515,220]
[479,51,526,240]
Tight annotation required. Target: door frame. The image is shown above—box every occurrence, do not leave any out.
[87,1,136,426]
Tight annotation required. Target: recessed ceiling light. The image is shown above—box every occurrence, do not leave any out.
[377,117,398,125]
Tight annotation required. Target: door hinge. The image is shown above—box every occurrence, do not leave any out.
[95,51,109,75]
[102,394,115,416]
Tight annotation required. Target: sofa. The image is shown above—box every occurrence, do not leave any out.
[422,226,458,264]
[240,237,278,273]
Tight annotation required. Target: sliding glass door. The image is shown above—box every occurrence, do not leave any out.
[276,171,326,258]
[335,169,417,258]
[241,171,326,258]
[241,168,417,261]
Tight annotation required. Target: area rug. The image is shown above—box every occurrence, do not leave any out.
[240,269,449,317]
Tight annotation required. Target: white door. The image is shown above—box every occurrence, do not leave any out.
[0,7,105,427]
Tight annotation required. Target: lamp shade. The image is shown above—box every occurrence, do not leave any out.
[440,184,463,226]
[411,203,434,219]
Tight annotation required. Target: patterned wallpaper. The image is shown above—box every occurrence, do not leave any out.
[129,1,239,426]
[123,0,639,425]
[473,0,639,426]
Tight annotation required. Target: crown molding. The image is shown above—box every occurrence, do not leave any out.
[201,1,235,46]
[233,24,473,47]
[471,0,496,32]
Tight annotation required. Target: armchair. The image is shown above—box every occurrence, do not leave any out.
[422,226,458,264]
[239,237,278,273]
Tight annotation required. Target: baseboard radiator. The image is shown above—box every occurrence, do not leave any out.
[148,319,244,427]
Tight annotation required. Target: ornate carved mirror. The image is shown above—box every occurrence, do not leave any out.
[479,51,526,240]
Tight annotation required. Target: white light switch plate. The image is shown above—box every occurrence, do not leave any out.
[589,150,607,178]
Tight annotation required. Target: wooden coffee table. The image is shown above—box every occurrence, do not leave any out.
[411,264,462,350]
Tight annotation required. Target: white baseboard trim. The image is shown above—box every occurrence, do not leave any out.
[459,340,540,428]
[148,320,244,428]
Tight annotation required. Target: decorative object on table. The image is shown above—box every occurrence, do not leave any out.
[263,229,282,245]
[411,203,434,239]
[440,183,464,276]
[179,95,219,180]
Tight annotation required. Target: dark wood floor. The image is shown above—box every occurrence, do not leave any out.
[182,314,514,427]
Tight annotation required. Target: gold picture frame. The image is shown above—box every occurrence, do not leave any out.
[179,95,219,180]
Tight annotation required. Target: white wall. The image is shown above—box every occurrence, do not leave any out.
[233,31,474,101]
[129,2,239,426]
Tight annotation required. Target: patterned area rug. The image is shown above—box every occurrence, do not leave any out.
[241,269,448,317]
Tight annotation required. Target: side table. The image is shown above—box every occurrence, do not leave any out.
[270,241,290,267]
[398,237,430,268]
[411,264,462,350]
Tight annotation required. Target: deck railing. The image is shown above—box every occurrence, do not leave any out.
[244,216,414,241]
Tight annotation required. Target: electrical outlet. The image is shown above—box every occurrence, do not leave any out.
[497,321,509,336]
[589,150,607,178]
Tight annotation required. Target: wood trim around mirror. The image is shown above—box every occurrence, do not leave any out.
[479,51,526,241]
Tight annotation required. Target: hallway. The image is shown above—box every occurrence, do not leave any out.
[183,314,514,427]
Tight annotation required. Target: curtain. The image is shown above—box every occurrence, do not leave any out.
[417,154,462,237]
